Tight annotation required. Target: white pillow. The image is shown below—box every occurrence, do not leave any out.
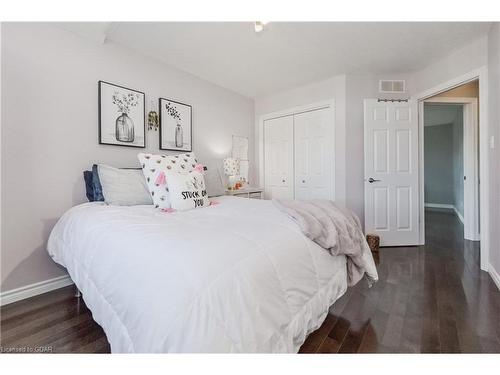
[166,169,210,211]
[137,152,198,209]
[97,164,152,206]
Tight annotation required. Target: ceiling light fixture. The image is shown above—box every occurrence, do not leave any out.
[254,21,269,33]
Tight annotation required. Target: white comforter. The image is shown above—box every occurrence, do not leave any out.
[47,196,347,353]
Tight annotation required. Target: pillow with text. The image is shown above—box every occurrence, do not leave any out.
[165,169,210,211]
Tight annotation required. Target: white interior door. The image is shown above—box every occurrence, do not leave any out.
[364,99,419,246]
[264,116,294,199]
[294,108,334,200]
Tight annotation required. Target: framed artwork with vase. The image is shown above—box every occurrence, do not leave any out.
[159,97,192,152]
[98,81,145,148]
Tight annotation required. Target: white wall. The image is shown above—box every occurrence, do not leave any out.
[1,23,254,292]
[411,36,488,95]
[254,75,347,208]
[487,23,500,279]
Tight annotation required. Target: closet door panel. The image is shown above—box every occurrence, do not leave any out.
[264,116,294,199]
[294,108,333,200]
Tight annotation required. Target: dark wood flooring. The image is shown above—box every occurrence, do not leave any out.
[1,210,498,353]
[0,285,110,353]
[300,209,500,353]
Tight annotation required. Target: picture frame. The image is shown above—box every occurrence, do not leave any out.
[98,80,146,148]
[159,97,192,152]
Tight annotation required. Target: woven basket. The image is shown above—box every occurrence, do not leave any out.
[366,234,380,253]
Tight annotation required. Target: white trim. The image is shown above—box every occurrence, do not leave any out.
[489,264,500,291]
[259,100,334,122]
[418,101,426,243]
[425,203,454,209]
[0,275,73,306]
[414,66,489,271]
[454,207,465,225]
[413,68,483,101]
[257,99,340,204]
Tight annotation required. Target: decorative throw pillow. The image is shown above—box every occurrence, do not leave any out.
[165,169,210,211]
[137,152,198,209]
[97,164,153,206]
[83,170,95,202]
[90,164,104,202]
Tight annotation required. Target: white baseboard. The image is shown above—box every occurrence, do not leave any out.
[489,264,500,291]
[425,202,454,210]
[453,207,464,225]
[0,275,74,306]
[425,203,464,224]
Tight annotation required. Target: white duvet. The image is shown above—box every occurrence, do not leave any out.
[47,196,348,353]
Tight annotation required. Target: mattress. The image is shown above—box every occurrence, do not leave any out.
[47,196,348,353]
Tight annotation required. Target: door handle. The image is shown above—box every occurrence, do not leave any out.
[368,178,381,183]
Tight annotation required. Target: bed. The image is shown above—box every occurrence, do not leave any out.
[47,196,349,353]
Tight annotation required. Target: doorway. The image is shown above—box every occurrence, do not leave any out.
[423,99,480,242]
[419,79,482,247]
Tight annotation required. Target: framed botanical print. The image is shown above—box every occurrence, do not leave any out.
[159,98,192,152]
[98,81,146,148]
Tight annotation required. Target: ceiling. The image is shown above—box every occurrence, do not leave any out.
[424,104,462,127]
[56,22,491,98]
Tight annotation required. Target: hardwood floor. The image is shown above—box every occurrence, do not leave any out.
[301,209,500,353]
[0,286,110,353]
[1,209,498,353]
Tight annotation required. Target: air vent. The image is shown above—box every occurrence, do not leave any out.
[379,80,406,94]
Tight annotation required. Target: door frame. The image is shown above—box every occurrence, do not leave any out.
[422,97,480,241]
[414,66,489,271]
[257,99,338,203]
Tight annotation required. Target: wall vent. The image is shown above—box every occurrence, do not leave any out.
[379,80,406,94]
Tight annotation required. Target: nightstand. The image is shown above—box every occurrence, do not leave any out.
[225,187,264,199]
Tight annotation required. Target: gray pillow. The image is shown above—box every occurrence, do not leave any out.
[97,164,153,206]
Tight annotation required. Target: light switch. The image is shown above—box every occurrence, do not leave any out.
[490,136,495,149]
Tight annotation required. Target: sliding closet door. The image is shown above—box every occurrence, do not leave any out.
[294,108,333,200]
[264,116,294,199]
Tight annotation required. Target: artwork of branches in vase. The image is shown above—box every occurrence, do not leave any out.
[159,97,192,152]
[113,91,140,142]
[164,101,183,147]
[98,81,145,148]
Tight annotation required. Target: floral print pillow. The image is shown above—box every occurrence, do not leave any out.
[137,152,198,209]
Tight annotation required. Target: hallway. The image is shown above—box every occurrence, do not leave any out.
[300,209,500,353]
